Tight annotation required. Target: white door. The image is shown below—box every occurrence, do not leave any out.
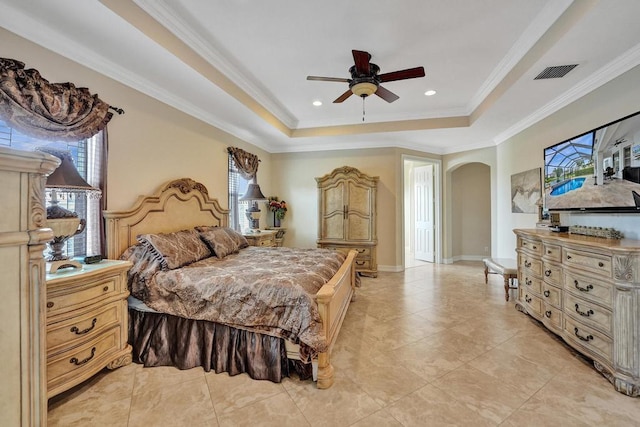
[414,165,434,262]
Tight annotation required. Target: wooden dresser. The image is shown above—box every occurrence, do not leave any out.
[514,229,640,396]
[45,260,132,398]
[316,166,378,277]
[0,147,58,426]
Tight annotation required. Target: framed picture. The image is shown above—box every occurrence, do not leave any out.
[511,168,542,213]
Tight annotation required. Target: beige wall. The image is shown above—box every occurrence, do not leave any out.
[494,64,640,257]
[0,28,272,217]
[442,146,496,262]
[451,163,491,260]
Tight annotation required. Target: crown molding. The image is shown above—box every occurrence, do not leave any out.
[133,0,298,129]
[494,41,640,145]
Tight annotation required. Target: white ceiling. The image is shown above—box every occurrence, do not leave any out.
[2,0,640,154]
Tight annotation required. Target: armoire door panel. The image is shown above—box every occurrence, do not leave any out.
[322,214,346,240]
[347,215,371,240]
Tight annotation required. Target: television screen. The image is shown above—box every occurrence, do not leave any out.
[543,110,640,212]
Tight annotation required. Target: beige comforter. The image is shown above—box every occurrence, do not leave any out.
[135,246,346,354]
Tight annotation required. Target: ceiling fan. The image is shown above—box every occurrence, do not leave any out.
[307,50,425,104]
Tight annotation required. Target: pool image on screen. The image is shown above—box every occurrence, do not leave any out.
[543,110,640,212]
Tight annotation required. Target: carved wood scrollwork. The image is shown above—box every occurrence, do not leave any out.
[613,255,634,282]
[163,178,209,196]
[30,173,47,228]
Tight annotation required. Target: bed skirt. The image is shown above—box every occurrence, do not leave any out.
[128,307,313,382]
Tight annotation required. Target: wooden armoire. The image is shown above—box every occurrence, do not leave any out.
[316,166,378,277]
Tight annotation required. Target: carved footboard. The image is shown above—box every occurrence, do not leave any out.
[315,249,357,388]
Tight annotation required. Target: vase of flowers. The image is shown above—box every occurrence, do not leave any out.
[267,196,287,227]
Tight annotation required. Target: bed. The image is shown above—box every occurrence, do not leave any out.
[103,178,357,389]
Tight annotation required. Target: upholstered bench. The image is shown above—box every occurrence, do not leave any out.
[483,258,518,301]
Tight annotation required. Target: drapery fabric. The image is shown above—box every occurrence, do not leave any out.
[0,57,113,142]
[227,146,259,181]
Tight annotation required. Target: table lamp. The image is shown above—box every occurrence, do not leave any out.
[240,182,267,232]
[40,148,101,273]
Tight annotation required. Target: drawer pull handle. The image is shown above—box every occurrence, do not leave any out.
[357,249,365,253]
[544,290,550,298]
[524,260,531,268]
[70,318,97,335]
[532,245,537,250]
[567,255,572,260]
[545,310,552,318]
[547,250,552,254]
[525,295,532,303]
[103,286,109,292]
[574,280,593,293]
[47,301,54,308]
[355,261,365,266]
[70,347,96,366]
[525,278,532,286]
[574,304,594,317]
[573,328,593,342]
[598,262,604,267]
[544,270,551,277]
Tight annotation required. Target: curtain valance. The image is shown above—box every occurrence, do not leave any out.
[227,146,260,181]
[0,57,115,142]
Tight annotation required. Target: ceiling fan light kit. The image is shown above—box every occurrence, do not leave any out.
[307,49,425,105]
[351,81,378,97]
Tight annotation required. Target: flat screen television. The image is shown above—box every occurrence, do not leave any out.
[543,110,640,212]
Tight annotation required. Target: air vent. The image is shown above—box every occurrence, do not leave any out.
[534,64,578,80]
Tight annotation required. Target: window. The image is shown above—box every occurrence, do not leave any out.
[228,152,250,231]
[0,119,104,257]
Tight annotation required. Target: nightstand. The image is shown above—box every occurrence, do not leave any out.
[243,229,277,247]
[266,227,287,247]
[45,259,132,398]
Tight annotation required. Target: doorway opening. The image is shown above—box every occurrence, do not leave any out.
[403,155,441,268]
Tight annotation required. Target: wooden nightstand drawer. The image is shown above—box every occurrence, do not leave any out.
[47,300,123,353]
[47,277,117,315]
[47,327,121,396]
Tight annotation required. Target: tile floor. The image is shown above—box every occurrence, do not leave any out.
[47,261,640,426]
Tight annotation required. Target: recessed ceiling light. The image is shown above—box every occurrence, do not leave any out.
[312,100,322,106]
[424,90,437,96]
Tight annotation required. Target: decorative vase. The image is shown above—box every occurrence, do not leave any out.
[273,212,281,228]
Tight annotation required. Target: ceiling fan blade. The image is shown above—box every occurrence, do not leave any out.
[375,85,399,103]
[333,89,354,103]
[379,66,426,83]
[352,50,371,75]
[307,76,350,83]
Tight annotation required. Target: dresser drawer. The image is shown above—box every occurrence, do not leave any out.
[353,247,372,258]
[564,293,612,335]
[519,255,542,276]
[521,273,542,295]
[520,237,542,255]
[542,262,562,287]
[47,327,121,392]
[542,303,563,332]
[564,316,612,361]
[47,277,118,315]
[563,271,612,307]
[354,258,372,270]
[521,291,542,317]
[541,282,562,307]
[543,243,562,262]
[47,300,123,353]
[563,248,612,278]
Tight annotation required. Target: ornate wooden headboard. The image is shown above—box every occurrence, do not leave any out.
[103,178,229,259]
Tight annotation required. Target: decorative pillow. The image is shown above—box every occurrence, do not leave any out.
[136,229,211,270]
[198,227,239,259]
[120,244,164,299]
[222,227,249,250]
